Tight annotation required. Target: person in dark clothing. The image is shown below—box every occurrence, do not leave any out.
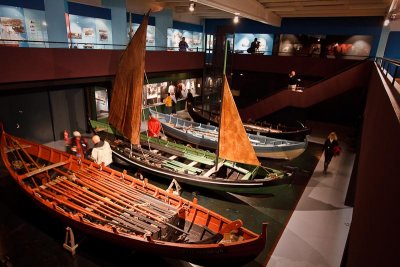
[67,131,88,158]
[288,70,299,90]
[323,132,339,174]
[178,37,189,51]
[247,38,260,54]
[185,89,194,110]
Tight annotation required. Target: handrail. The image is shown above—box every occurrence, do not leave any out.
[0,39,203,52]
[374,57,400,86]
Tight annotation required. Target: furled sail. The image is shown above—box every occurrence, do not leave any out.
[218,76,261,166]
[108,14,148,145]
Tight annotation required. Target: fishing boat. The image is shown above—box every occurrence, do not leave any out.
[187,102,311,141]
[99,11,292,194]
[150,109,307,160]
[90,119,293,195]
[0,128,267,265]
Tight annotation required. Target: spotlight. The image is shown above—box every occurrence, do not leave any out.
[384,18,390,26]
[233,15,239,24]
[189,2,195,12]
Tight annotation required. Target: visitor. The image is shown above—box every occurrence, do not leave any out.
[323,132,340,174]
[288,70,300,90]
[179,37,189,52]
[90,135,113,167]
[147,114,161,138]
[67,131,88,158]
[186,89,194,110]
[164,93,173,114]
[247,38,260,54]
[171,92,177,114]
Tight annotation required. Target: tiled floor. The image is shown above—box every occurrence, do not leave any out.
[267,122,354,267]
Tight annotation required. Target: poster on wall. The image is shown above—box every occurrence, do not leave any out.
[278,34,372,59]
[167,28,203,51]
[95,88,109,120]
[128,23,155,48]
[234,33,274,55]
[68,14,112,49]
[24,8,48,47]
[0,5,28,47]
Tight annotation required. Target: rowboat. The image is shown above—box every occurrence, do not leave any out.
[150,109,308,160]
[0,128,267,265]
[188,102,311,141]
[90,120,293,195]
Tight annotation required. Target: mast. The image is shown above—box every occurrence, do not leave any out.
[215,39,229,170]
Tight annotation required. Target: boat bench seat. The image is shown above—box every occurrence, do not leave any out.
[166,160,203,174]
[183,153,214,166]
[241,172,253,180]
[162,162,198,175]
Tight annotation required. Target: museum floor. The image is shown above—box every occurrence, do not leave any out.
[0,120,354,267]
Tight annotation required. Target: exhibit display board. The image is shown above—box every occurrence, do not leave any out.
[144,78,201,106]
[279,34,373,59]
[234,33,274,55]
[67,14,112,49]
[0,4,48,47]
[128,23,155,49]
[167,28,203,51]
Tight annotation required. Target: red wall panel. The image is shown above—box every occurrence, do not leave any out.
[0,47,204,84]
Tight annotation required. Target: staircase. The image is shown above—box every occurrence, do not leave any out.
[239,60,373,121]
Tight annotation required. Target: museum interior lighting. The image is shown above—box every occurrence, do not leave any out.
[189,2,195,12]
[384,18,390,26]
[233,15,239,24]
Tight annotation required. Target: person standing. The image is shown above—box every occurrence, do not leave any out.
[90,135,113,167]
[179,37,189,51]
[247,38,260,54]
[67,131,88,158]
[147,114,161,138]
[164,93,173,114]
[323,132,339,174]
[288,70,299,90]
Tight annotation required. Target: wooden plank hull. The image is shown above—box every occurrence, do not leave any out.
[151,109,308,160]
[188,103,311,141]
[89,120,293,194]
[0,130,267,265]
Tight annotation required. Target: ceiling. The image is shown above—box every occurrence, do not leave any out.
[71,0,394,26]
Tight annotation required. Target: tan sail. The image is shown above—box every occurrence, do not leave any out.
[218,76,261,166]
[108,14,148,145]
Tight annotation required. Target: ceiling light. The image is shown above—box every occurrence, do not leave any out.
[189,2,195,12]
[384,18,390,26]
[233,15,239,24]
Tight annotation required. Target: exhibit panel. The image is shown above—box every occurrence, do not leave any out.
[0,4,48,47]
[167,27,203,51]
[234,33,274,55]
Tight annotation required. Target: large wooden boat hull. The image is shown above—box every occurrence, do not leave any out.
[151,110,308,160]
[0,130,267,265]
[188,103,311,141]
[90,120,293,195]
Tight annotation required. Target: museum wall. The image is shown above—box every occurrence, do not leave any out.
[0,47,205,85]
[384,31,400,59]
[347,65,400,267]
[205,17,384,56]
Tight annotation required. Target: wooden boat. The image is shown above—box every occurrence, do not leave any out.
[90,120,293,195]
[100,12,292,194]
[150,109,308,160]
[0,129,267,265]
[187,102,311,141]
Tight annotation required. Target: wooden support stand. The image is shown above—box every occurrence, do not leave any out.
[63,227,79,256]
[167,179,182,196]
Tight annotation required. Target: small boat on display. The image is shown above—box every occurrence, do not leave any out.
[187,102,311,141]
[150,109,308,160]
[90,119,293,195]
[0,128,267,265]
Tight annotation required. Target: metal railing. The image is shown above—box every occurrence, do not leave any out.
[374,57,400,86]
[0,39,203,52]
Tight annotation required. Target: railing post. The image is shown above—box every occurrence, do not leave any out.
[392,66,398,86]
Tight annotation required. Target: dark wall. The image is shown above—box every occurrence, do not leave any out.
[347,65,400,266]
[384,31,400,59]
[0,86,88,143]
[0,89,54,143]
[0,47,205,85]
[49,87,87,140]
[205,17,383,56]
